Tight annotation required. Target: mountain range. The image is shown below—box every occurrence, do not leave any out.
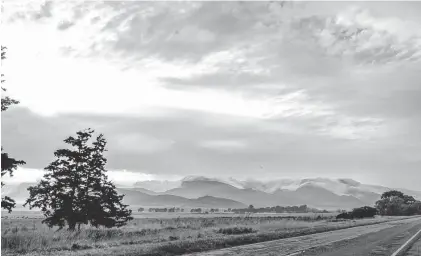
[3,177,420,210]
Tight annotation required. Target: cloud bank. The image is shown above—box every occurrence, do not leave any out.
[2,1,421,190]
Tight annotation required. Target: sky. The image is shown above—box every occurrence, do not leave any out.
[1,1,421,190]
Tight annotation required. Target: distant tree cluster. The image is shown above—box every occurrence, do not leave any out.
[148,207,184,213]
[149,208,168,213]
[232,205,309,214]
[144,207,224,213]
[375,190,421,216]
[190,208,202,213]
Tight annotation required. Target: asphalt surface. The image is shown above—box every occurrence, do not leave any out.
[187,217,421,256]
[300,219,421,256]
[405,235,421,256]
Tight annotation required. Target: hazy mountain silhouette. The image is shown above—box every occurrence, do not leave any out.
[165,179,283,207]
[164,179,365,209]
[134,180,181,192]
[117,188,246,208]
[4,176,421,210]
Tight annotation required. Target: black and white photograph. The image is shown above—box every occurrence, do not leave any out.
[1,1,421,255]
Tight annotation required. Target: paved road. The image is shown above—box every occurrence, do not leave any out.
[300,219,421,256]
[405,235,421,256]
[187,217,421,256]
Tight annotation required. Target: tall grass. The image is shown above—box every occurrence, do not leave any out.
[1,214,402,255]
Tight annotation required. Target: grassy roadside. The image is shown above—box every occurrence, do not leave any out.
[2,216,416,256]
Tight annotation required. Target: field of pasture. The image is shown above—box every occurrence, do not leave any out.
[1,210,338,220]
[1,211,406,256]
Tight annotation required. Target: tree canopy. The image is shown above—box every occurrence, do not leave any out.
[24,129,133,230]
[376,190,420,216]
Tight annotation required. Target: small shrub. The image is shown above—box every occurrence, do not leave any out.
[217,227,256,235]
[71,243,81,250]
[70,243,91,250]
[336,212,351,220]
[201,219,215,228]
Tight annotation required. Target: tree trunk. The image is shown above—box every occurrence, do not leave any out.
[68,221,76,231]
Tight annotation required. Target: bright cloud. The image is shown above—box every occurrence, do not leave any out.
[2,168,180,186]
[2,1,421,190]
[199,140,247,150]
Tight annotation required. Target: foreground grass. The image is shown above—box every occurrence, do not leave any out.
[1,214,410,256]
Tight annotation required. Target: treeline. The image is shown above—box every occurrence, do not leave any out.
[232,205,327,214]
[144,207,185,213]
[336,190,421,220]
[138,205,329,214]
[191,208,223,213]
[140,208,228,213]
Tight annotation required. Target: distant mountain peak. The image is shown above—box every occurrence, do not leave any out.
[338,178,361,186]
[181,175,244,189]
[182,175,214,182]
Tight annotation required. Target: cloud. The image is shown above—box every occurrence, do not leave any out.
[2,2,421,190]
[199,140,247,151]
[111,133,174,154]
[310,7,421,64]
[3,107,420,190]
[1,168,180,187]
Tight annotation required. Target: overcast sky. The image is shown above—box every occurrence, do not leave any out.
[2,1,421,190]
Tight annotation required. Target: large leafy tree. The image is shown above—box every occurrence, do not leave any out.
[1,46,26,212]
[380,190,404,200]
[376,190,420,216]
[24,129,133,230]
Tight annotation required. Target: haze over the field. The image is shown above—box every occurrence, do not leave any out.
[2,1,421,190]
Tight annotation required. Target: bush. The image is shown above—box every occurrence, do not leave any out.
[336,206,377,220]
[217,227,256,235]
[351,206,377,219]
[336,212,351,220]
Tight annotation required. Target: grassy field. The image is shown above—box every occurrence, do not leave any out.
[2,210,338,219]
[1,212,408,256]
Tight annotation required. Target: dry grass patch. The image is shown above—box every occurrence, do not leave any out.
[1,214,408,256]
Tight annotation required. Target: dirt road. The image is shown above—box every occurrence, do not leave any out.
[187,217,421,256]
